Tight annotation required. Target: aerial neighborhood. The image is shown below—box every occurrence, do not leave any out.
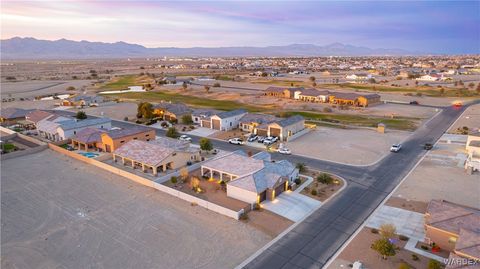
[1,2,479,268]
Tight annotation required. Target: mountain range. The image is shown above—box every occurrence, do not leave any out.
[1,37,420,59]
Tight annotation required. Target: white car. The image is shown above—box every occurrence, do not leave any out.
[179,135,192,142]
[277,148,291,155]
[228,138,244,145]
[263,138,274,145]
[390,144,402,152]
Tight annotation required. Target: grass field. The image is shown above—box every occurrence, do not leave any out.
[100,75,154,90]
[280,111,419,131]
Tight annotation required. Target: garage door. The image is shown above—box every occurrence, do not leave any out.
[202,120,211,128]
[212,119,221,130]
[259,190,267,202]
[275,182,286,196]
[270,127,281,137]
[256,129,268,136]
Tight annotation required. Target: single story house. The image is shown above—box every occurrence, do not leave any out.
[112,137,200,176]
[345,73,373,81]
[152,102,192,122]
[267,115,305,141]
[239,113,278,133]
[264,87,301,99]
[201,151,299,205]
[329,92,381,107]
[0,107,34,126]
[25,110,54,126]
[294,88,331,103]
[62,95,105,107]
[71,125,155,152]
[37,117,111,141]
[200,109,247,131]
[424,200,480,262]
[191,108,221,124]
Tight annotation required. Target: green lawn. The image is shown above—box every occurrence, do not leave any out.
[100,75,138,90]
[280,111,419,131]
[105,91,267,112]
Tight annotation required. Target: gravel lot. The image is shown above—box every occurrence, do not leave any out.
[1,150,270,269]
[287,128,410,165]
[392,142,480,208]
[448,103,480,133]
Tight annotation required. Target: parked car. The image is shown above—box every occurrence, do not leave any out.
[228,138,244,145]
[266,136,278,142]
[257,136,265,143]
[277,147,291,155]
[390,144,402,152]
[247,134,258,142]
[409,101,419,105]
[263,138,274,145]
[179,135,192,142]
[423,143,433,150]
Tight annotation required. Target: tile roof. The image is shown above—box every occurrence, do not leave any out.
[71,127,107,144]
[426,200,480,235]
[25,110,54,124]
[455,229,480,260]
[239,113,278,124]
[275,115,304,127]
[107,126,154,139]
[331,92,360,100]
[202,151,265,176]
[0,107,33,119]
[362,93,381,99]
[113,140,175,167]
[59,117,111,131]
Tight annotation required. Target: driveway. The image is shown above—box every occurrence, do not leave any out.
[187,127,218,137]
[366,205,425,241]
[261,191,321,222]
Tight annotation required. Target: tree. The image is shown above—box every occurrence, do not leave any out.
[166,127,179,138]
[296,163,306,173]
[317,173,334,184]
[179,167,189,182]
[199,138,213,151]
[182,82,188,90]
[170,176,178,184]
[309,76,316,82]
[66,86,76,91]
[468,82,475,88]
[371,238,396,260]
[427,259,442,269]
[379,223,396,239]
[76,111,87,120]
[204,85,211,93]
[137,102,153,119]
[213,82,221,87]
[181,114,193,124]
[191,176,200,192]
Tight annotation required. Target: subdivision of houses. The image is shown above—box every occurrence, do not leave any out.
[112,137,200,176]
[200,109,247,131]
[201,151,299,205]
[0,107,34,126]
[152,102,192,122]
[424,200,480,264]
[70,125,155,152]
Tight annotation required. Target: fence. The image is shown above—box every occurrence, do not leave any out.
[286,127,312,142]
[1,126,48,160]
[48,143,243,220]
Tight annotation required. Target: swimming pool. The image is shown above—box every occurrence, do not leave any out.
[78,152,99,158]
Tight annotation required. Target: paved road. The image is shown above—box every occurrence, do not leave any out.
[52,101,476,269]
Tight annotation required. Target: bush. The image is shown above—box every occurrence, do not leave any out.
[427,259,442,269]
[75,111,87,120]
[253,203,261,211]
[170,176,178,184]
[399,235,409,241]
[311,189,317,196]
[294,178,301,185]
[371,228,379,234]
[181,114,193,124]
[239,212,249,221]
[317,173,334,184]
[296,163,306,173]
[411,254,419,261]
[323,107,332,113]
[199,138,213,151]
[398,262,410,269]
[213,82,221,87]
[123,116,129,121]
[166,127,179,138]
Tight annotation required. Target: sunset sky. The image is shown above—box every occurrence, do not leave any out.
[1,0,479,54]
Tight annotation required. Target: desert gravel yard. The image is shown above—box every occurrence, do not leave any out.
[287,128,410,165]
[1,150,271,269]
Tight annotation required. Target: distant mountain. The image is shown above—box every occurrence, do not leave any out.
[1,37,419,59]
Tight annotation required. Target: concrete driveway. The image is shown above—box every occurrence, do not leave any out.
[261,191,321,222]
[187,127,218,137]
[366,205,425,241]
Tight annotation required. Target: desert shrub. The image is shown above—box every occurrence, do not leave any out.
[323,107,332,113]
[411,254,419,261]
[253,203,261,211]
[123,117,129,121]
[420,245,429,250]
[371,228,379,234]
[311,189,317,196]
[181,114,193,124]
[75,111,87,120]
[398,262,410,269]
[317,173,334,184]
[170,176,178,184]
[294,178,301,185]
[239,212,249,221]
[213,82,221,87]
[296,163,307,173]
